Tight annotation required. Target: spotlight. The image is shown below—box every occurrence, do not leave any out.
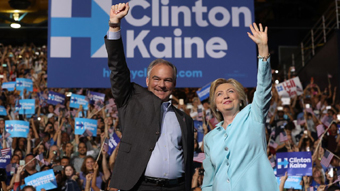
[10,23,21,29]
[275,70,279,74]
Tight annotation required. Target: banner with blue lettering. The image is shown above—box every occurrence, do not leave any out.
[276,152,312,176]
[0,106,7,116]
[196,83,211,101]
[108,133,121,155]
[25,169,57,191]
[70,94,89,110]
[48,0,256,88]
[16,78,33,92]
[47,91,66,105]
[5,120,29,138]
[75,118,97,136]
[0,149,11,168]
[16,99,36,115]
[87,91,105,105]
[276,176,302,190]
[2,82,16,91]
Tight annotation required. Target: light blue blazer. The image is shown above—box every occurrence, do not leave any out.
[202,58,279,191]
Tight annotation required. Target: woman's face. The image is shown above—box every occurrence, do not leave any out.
[330,124,338,135]
[38,145,45,154]
[15,150,22,159]
[214,83,240,114]
[54,121,59,130]
[66,143,73,153]
[48,105,54,113]
[18,138,25,147]
[85,158,94,171]
[65,166,74,177]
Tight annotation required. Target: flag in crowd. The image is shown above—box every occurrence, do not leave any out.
[268,139,278,149]
[280,131,288,142]
[321,149,334,167]
[0,148,10,157]
[317,124,325,137]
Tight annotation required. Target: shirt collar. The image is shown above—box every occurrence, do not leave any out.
[162,100,172,111]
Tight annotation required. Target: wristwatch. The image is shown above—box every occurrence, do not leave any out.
[109,20,120,28]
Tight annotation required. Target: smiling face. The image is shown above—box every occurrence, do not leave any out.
[146,63,175,102]
[214,83,241,115]
[65,166,74,177]
[85,157,94,171]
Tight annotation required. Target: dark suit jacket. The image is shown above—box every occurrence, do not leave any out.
[105,37,194,191]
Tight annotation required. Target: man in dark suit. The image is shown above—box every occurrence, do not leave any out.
[105,3,194,191]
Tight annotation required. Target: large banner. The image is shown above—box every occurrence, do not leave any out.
[48,0,256,88]
[275,77,303,98]
[276,152,312,176]
[5,120,30,138]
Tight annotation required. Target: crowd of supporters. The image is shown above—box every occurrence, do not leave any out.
[0,43,339,191]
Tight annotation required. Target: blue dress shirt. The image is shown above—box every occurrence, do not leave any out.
[202,58,279,191]
[145,101,184,179]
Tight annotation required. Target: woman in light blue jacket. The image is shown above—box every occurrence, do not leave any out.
[202,23,279,191]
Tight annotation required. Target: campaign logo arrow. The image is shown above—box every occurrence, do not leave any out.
[15,103,22,110]
[51,0,109,57]
[71,98,78,103]
[17,81,23,86]
[278,159,289,166]
[6,125,14,131]
[76,122,84,129]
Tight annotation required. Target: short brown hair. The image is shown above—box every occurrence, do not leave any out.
[209,78,247,122]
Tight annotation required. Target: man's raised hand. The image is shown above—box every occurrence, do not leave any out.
[110,3,130,24]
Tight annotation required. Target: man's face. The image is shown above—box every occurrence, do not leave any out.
[146,63,175,102]
[61,158,69,167]
[78,143,87,155]
[25,155,36,169]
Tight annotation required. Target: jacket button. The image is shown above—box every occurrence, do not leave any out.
[156,131,160,135]
[149,148,154,151]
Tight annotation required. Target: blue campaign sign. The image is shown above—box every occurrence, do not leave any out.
[0,106,7,116]
[25,169,57,191]
[47,91,66,105]
[0,149,11,168]
[108,132,121,155]
[2,82,16,91]
[70,94,89,110]
[16,99,36,115]
[276,176,302,190]
[48,0,256,88]
[5,120,29,138]
[16,78,33,92]
[196,83,211,101]
[87,91,105,104]
[276,152,312,176]
[75,118,97,136]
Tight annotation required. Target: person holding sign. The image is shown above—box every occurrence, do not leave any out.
[105,2,194,191]
[202,23,278,190]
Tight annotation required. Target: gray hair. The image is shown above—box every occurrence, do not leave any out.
[147,59,177,82]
